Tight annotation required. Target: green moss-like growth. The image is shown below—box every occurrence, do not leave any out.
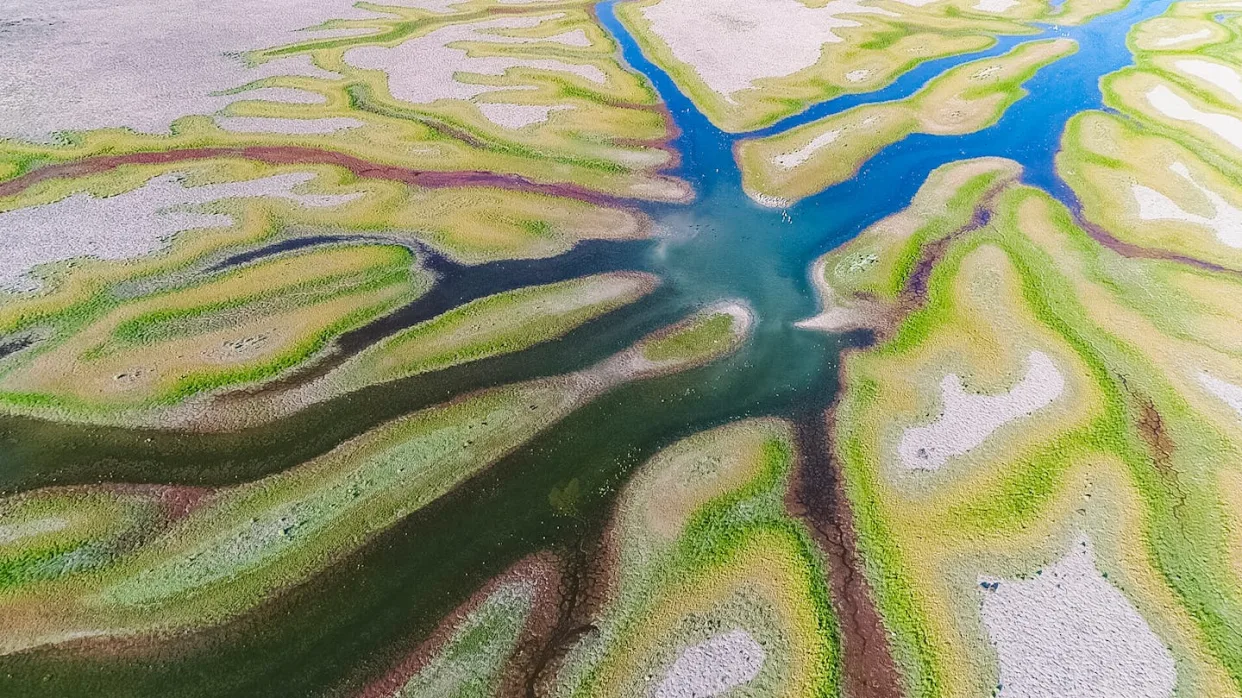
[552,419,841,698]
[818,159,1242,696]
[330,272,658,391]
[0,308,750,653]
[0,243,428,421]
[639,302,751,365]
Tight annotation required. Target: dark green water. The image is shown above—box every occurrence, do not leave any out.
[0,0,1177,694]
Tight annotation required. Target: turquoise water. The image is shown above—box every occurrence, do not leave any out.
[0,1,1177,695]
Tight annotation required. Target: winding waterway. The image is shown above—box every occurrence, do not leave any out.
[0,0,1178,694]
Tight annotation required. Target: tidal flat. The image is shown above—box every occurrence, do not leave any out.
[2,0,1242,696]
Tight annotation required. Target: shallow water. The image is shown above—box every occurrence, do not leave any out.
[0,0,1176,695]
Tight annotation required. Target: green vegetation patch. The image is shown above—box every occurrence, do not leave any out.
[331,271,658,391]
[552,419,841,698]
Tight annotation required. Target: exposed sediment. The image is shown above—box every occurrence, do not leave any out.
[790,413,903,698]
[0,146,682,207]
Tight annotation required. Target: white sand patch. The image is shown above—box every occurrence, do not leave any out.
[475,103,568,129]
[344,14,605,126]
[973,0,1020,12]
[0,517,70,545]
[845,69,872,82]
[545,28,594,47]
[1197,372,1242,418]
[1155,28,1213,47]
[0,173,361,292]
[225,87,328,104]
[898,350,1064,471]
[776,129,842,169]
[1146,84,1242,151]
[638,0,896,101]
[1132,161,1242,247]
[214,116,366,133]
[979,538,1177,698]
[0,0,382,140]
[1174,58,1242,102]
[653,629,765,698]
[749,192,793,208]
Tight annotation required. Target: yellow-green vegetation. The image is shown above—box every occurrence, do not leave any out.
[800,156,1021,333]
[1063,4,1242,269]
[179,282,743,432]
[0,158,650,297]
[736,39,1075,204]
[1129,11,1231,54]
[0,3,686,203]
[1101,5,1242,166]
[0,308,753,654]
[813,158,1242,696]
[0,243,428,420]
[614,0,1109,133]
[550,419,840,698]
[365,556,557,698]
[639,301,752,364]
[1059,110,1242,268]
[1051,0,1133,25]
[0,487,177,590]
[323,272,659,396]
[0,155,658,427]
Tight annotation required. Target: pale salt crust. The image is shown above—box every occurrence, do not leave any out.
[652,629,766,698]
[1197,371,1242,417]
[898,350,1065,471]
[1132,162,1242,247]
[214,116,366,133]
[1155,28,1213,47]
[0,173,361,292]
[0,517,70,545]
[0,0,385,140]
[1174,58,1242,103]
[979,538,1177,698]
[547,28,594,47]
[1146,84,1242,151]
[845,69,872,82]
[637,0,897,102]
[772,115,880,170]
[344,14,604,127]
[973,0,1020,13]
[776,130,842,169]
[476,103,571,129]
